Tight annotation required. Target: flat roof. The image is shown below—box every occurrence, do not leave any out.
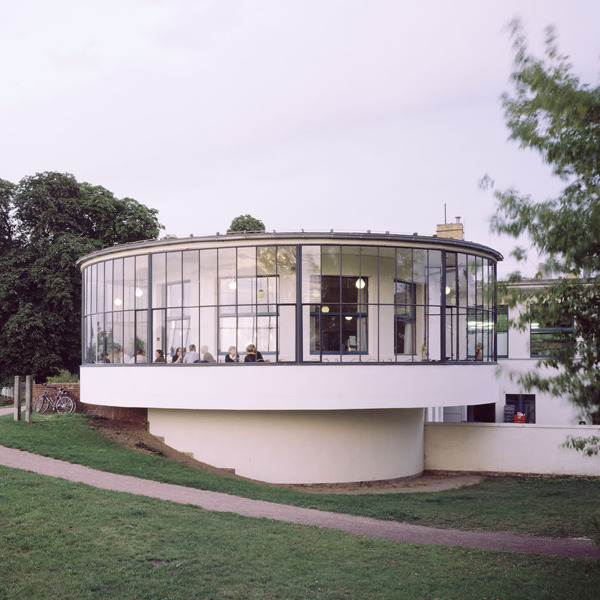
[77,230,504,266]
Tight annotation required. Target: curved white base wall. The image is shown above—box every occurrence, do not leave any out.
[148,408,425,484]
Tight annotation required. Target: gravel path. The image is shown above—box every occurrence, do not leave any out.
[1,440,598,558]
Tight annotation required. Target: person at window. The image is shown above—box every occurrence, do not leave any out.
[135,348,147,363]
[475,342,483,361]
[154,349,166,363]
[200,345,215,363]
[244,343,264,363]
[172,347,184,364]
[112,346,124,363]
[101,353,110,363]
[225,346,239,362]
[183,344,200,363]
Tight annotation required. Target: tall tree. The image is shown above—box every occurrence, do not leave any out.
[227,214,266,233]
[486,21,600,434]
[0,172,162,382]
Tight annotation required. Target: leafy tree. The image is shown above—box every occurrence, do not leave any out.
[486,21,600,429]
[227,214,266,233]
[0,172,163,383]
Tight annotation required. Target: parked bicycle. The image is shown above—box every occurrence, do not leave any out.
[34,385,76,414]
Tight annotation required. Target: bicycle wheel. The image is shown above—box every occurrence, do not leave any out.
[34,395,49,413]
[56,396,76,414]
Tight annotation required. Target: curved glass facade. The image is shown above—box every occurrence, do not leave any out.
[81,238,498,365]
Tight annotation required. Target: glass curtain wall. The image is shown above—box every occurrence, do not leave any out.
[82,242,496,365]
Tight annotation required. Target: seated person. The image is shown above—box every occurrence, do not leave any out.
[135,348,147,363]
[200,345,215,363]
[244,343,264,363]
[225,346,239,362]
[183,344,200,363]
[172,347,184,363]
[154,349,166,363]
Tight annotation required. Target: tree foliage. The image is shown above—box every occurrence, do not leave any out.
[489,21,600,427]
[227,214,266,233]
[0,172,162,383]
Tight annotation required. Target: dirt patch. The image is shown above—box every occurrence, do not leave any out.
[86,416,484,493]
[87,417,240,478]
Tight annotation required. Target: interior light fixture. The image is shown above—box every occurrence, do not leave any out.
[355,278,366,289]
[345,316,353,321]
[258,289,265,299]
[445,286,452,295]
[321,306,330,313]
[135,288,144,298]
[114,298,123,306]
[228,280,237,290]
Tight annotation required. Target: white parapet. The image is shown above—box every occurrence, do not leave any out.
[80,363,498,411]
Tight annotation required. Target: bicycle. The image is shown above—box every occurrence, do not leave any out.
[33,385,76,414]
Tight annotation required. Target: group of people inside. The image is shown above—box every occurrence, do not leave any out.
[152,343,264,364]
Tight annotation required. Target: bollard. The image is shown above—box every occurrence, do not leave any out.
[25,376,33,424]
[14,376,22,421]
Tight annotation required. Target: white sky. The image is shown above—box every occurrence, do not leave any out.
[2,0,599,277]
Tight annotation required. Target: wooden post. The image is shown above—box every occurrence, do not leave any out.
[25,376,33,424]
[13,376,21,421]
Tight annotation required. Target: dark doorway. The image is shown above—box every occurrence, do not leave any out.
[467,402,496,423]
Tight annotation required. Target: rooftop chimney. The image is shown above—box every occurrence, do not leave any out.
[436,216,464,240]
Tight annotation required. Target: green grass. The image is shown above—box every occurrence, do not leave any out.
[1,466,599,600]
[0,413,599,540]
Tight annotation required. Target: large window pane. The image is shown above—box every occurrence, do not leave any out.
[90,264,97,314]
[278,305,296,362]
[185,307,199,354]
[84,316,94,364]
[166,252,182,307]
[378,247,395,306]
[182,251,199,307]
[166,308,184,355]
[219,248,236,305]
[302,246,321,303]
[152,253,166,308]
[97,262,105,313]
[277,246,296,303]
[135,310,148,363]
[200,306,217,357]
[153,309,166,361]
[238,315,255,353]
[112,312,124,363]
[257,315,276,357]
[123,310,135,363]
[135,255,148,310]
[322,246,340,279]
[104,261,113,313]
[123,257,135,310]
[219,316,237,355]
[113,258,124,311]
[200,249,217,305]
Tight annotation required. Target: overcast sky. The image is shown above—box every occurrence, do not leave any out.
[2,0,599,277]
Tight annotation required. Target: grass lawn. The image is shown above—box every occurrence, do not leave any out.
[1,466,599,600]
[1,413,599,541]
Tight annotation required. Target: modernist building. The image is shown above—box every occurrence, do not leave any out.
[79,230,502,484]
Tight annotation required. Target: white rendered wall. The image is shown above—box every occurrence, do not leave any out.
[80,363,498,411]
[148,407,425,484]
[80,363,495,484]
[496,304,583,425]
[495,359,583,425]
[425,422,600,476]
